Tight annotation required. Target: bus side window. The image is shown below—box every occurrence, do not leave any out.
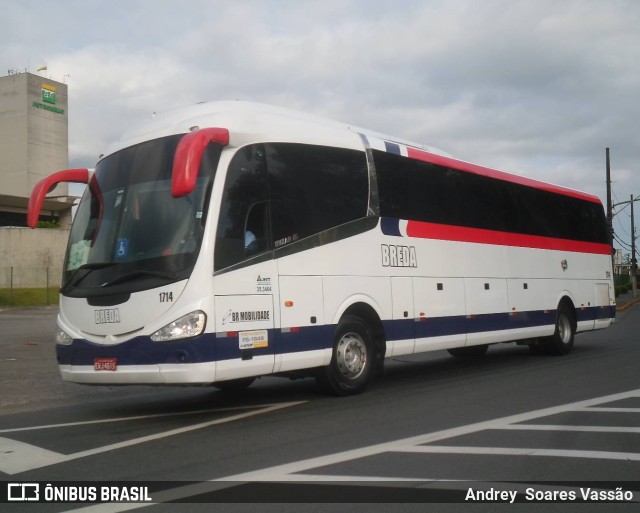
[266,143,368,246]
[215,145,270,270]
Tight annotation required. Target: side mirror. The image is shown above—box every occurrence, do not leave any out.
[172,128,229,197]
[28,168,90,228]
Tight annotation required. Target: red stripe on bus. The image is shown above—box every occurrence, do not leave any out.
[405,220,611,255]
[405,147,602,205]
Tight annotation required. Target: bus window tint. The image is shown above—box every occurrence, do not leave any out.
[374,150,465,228]
[215,144,269,270]
[375,149,609,245]
[266,143,368,246]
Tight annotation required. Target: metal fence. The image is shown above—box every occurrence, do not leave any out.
[0,266,62,305]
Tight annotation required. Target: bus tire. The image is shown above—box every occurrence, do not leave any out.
[447,344,489,359]
[541,302,575,355]
[317,315,376,396]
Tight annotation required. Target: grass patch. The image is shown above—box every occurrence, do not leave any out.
[0,288,59,307]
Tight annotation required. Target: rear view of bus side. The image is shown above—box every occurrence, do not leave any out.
[28,101,615,395]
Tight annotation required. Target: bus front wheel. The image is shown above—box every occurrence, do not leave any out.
[317,315,376,396]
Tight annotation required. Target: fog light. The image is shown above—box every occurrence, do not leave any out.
[56,327,73,345]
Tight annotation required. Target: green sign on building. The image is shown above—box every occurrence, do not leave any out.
[33,83,64,114]
[42,87,56,104]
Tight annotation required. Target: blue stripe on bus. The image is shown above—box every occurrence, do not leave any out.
[384,310,557,340]
[600,305,616,319]
[56,333,218,367]
[380,217,401,236]
[57,305,614,367]
[214,325,335,361]
[384,141,401,155]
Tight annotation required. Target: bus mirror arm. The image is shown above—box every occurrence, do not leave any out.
[172,127,230,197]
[27,168,90,228]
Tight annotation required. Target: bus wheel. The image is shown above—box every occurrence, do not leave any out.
[541,303,575,355]
[317,315,376,396]
[447,344,489,359]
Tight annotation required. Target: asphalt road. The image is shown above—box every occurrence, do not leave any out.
[1,304,639,512]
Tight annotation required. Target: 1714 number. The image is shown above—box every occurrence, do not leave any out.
[159,292,173,303]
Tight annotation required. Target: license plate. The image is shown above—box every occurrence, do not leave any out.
[239,329,269,350]
[94,358,118,371]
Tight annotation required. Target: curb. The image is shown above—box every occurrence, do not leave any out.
[617,296,640,312]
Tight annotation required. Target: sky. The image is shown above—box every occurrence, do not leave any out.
[2,0,639,256]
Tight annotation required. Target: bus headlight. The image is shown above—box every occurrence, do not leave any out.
[151,311,206,342]
[56,327,73,345]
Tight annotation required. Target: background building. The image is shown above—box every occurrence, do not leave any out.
[0,71,75,291]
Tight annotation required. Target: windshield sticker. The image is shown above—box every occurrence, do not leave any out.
[114,189,124,208]
[67,240,91,270]
[114,238,130,260]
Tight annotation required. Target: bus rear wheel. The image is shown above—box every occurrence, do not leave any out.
[540,302,575,355]
[317,315,376,396]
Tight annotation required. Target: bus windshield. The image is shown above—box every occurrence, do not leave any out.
[62,134,221,297]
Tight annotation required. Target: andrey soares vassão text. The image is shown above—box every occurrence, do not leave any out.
[465,487,635,503]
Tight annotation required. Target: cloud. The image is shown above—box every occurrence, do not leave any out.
[2,0,639,249]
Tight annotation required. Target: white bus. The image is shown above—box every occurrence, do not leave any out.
[28,101,615,395]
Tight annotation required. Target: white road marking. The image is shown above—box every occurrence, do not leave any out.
[503,424,640,433]
[396,445,640,461]
[219,388,640,482]
[578,407,640,413]
[0,437,67,474]
[58,388,640,512]
[0,401,305,475]
[0,404,270,434]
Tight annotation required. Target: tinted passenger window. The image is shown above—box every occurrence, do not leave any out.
[514,186,568,239]
[375,149,609,245]
[266,143,368,247]
[375,150,464,227]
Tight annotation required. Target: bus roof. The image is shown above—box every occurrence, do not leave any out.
[102,100,602,206]
[103,100,448,158]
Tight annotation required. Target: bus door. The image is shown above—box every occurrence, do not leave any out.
[212,145,277,381]
[213,260,277,382]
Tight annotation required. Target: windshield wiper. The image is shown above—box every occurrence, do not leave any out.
[66,262,121,288]
[100,270,178,288]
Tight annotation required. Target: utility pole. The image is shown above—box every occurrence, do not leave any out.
[632,194,637,297]
[605,148,619,278]
[606,149,613,240]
